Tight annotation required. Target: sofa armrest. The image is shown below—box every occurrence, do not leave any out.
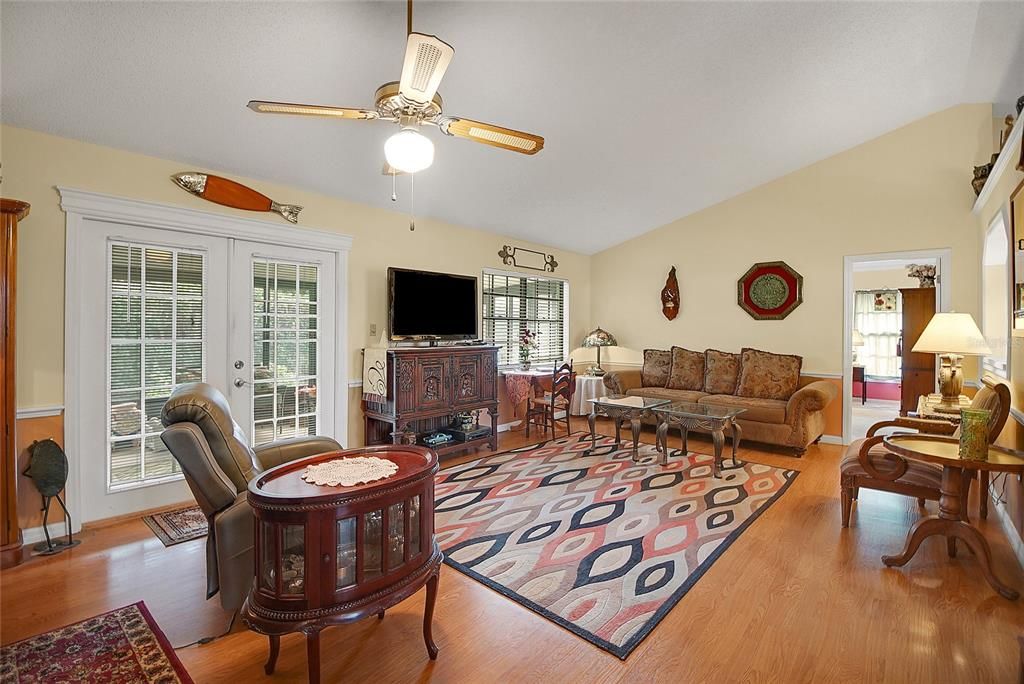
[603,369,643,395]
[786,380,838,419]
[255,435,343,470]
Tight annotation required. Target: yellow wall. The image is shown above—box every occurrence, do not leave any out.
[852,268,919,292]
[590,105,991,377]
[2,125,593,446]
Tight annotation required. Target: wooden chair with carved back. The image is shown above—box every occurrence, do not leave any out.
[839,374,1011,527]
[526,360,575,440]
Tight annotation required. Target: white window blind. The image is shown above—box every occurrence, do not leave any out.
[482,270,567,366]
[853,290,902,378]
[108,242,204,489]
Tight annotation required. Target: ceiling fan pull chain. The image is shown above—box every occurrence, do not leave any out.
[391,169,397,202]
[409,172,416,231]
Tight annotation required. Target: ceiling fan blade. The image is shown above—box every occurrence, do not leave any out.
[398,33,455,109]
[438,117,544,155]
[247,100,379,120]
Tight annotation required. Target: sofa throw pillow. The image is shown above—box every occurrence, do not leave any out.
[642,349,673,387]
[704,349,741,395]
[667,347,705,391]
[736,348,803,401]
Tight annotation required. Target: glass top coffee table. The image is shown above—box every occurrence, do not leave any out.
[652,402,746,477]
[584,395,671,462]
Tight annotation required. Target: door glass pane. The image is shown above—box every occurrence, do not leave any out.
[281,524,305,595]
[248,257,320,445]
[107,242,203,489]
[388,502,405,570]
[260,523,275,589]
[409,495,421,554]
[363,511,382,580]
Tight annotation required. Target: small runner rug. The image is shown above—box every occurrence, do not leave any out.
[434,432,798,659]
[142,505,207,547]
[0,601,193,683]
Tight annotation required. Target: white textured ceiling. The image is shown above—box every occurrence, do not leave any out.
[3,1,1023,254]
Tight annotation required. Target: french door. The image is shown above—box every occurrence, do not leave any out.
[75,222,337,522]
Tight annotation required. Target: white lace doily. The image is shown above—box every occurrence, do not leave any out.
[302,457,399,487]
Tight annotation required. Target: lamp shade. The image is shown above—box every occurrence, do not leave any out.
[911,312,992,356]
[582,326,617,348]
[851,329,865,347]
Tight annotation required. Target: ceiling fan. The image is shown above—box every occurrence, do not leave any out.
[247,0,544,175]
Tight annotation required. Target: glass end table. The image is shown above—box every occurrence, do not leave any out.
[652,402,746,477]
[584,395,671,462]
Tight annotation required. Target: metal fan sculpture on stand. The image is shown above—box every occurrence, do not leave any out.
[246,0,544,176]
[23,438,81,555]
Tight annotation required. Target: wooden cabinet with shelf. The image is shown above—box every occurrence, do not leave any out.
[899,287,937,415]
[363,345,499,455]
[242,445,440,684]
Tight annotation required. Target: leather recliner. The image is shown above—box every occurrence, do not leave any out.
[160,382,342,612]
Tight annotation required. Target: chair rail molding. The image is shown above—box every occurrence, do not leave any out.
[60,187,352,527]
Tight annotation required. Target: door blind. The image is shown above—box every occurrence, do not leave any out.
[482,271,567,366]
[108,242,204,489]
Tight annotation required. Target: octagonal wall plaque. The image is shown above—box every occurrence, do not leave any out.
[737,261,803,320]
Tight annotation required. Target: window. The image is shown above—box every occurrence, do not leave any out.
[853,290,902,378]
[108,242,204,490]
[482,270,568,367]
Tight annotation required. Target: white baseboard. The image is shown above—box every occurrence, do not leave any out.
[989,485,1024,572]
[497,420,521,433]
[21,518,81,546]
[818,434,845,446]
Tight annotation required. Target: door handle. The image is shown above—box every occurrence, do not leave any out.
[234,378,249,388]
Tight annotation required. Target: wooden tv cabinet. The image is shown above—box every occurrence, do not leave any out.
[363,345,499,456]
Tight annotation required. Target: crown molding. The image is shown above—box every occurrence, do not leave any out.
[973,115,1023,214]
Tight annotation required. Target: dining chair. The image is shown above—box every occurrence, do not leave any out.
[526,361,575,440]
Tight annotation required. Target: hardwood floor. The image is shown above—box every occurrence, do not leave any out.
[3,421,1023,682]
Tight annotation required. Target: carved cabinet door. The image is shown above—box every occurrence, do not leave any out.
[415,357,451,411]
[452,353,483,407]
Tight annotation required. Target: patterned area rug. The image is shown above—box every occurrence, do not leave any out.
[142,506,207,547]
[0,602,193,683]
[434,433,798,658]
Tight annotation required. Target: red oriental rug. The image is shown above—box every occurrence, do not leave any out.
[434,433,798,658]
[142,505,207,547]
[0,602,193,683]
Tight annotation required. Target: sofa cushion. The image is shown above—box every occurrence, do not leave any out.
[666,346,705,391]
[627,387,707,404]
[736,348,802,401]
[699,394,787,424]
[704,349,741,394]
[841,439,943,490]
[642,349,673,387]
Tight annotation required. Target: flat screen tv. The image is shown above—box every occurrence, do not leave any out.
[388,267,478,341]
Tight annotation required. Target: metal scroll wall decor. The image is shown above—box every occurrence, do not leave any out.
[737,261,803,320]
[498,245,558,272]
[661,266,680,320]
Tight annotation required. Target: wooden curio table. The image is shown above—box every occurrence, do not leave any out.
[241,445,441,683]
[881,434,1024,600]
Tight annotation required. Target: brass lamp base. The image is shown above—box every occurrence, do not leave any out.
[933,353,964,414]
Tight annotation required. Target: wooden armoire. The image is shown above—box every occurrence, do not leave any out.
[899,287,936,415]
[1,199,29,568]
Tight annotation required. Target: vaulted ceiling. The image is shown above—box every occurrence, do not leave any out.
[3,1,1023,253]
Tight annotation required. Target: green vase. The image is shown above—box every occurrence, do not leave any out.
[958,408,990,461]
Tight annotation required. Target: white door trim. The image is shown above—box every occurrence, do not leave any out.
[61,187,353,526]
[841,248,952,445]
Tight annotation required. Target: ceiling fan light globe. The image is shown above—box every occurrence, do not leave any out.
[384,128,434,173]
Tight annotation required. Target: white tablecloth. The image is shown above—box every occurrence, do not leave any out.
[570,375,608,416]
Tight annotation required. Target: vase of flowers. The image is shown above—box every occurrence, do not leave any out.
[519,329,539,369]
[907,263,937,288]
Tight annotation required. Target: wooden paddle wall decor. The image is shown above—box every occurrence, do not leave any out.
[171,173,302,223]
[661,266,680,320]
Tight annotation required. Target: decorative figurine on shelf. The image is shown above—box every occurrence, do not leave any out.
[906,263,936,288]
[519,329,539,370]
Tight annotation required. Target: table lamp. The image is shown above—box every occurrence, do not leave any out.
[911,312,991,413]
[851,329,865,364]
[581,326,617,376]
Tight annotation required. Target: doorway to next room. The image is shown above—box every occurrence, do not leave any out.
[842,250,949,444]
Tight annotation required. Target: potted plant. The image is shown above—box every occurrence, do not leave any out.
[519,329,539,370]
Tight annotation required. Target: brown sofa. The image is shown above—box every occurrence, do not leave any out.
[602,347,838,455]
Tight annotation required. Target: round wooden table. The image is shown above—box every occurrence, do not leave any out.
[881,434,1024,600]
